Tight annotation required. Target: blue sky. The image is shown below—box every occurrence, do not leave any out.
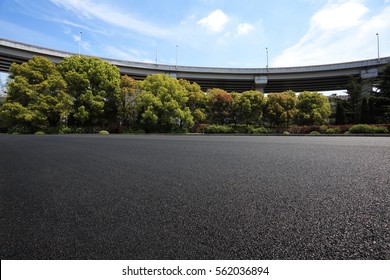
[0,0,389,70]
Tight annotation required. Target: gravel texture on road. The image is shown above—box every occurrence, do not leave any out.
[1,134,389,259]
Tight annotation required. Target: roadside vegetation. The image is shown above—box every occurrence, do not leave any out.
[0,56,389,135]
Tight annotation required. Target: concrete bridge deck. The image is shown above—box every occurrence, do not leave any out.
[1,38,389,93]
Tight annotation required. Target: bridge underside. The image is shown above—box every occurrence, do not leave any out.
[1,38,388,93]
[0,58,355,93]
[122,73,354,93]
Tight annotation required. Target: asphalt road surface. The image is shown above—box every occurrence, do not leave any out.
[1,134,389,259]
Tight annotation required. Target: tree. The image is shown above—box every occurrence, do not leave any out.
[345,76,362,123]
[377,63,390,98]
[136,74,194,132]
[58,56,121,127]
[265,92,297,128]
[366,96,390,124]
[118,75,139,129]
[296,91,331,125]
[232,90,266,126]
[335,102,346,125]
[207,88,233,125]
[360,97,369,124]
[178,79,207,124]
[0,56,72,132]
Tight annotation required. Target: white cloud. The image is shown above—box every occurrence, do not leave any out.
[50,0,170,38]
[197,9,229,33]
[237,23,254,36]
[273,1,390,67]
[311,1,368,31]
[104,46,154,63]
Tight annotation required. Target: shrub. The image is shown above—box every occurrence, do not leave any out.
[34,131,45,135]
[250,127,272,134]
[310,131,321,135]
[319,125,328,134]
[349,124,389,134]
[283,131,290,135]
[193,123,208,134]
[58,125,72,134]
[325,128,341,134]
[205,125,236,134]
[288,125,311,134]
[72,127,85,134]
[99,130,110,135]
[46,125,72,134]
[8,125,32,134]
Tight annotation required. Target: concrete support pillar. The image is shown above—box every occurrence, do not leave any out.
[254,75,268,93]
[360,68,378,96]
[168,73,177,79]
[360,68,378,79]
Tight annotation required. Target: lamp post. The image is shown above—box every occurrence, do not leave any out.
[266,47,269,71]
[78,31,82,57]
[176,45,178,66]
[376,33,380,62]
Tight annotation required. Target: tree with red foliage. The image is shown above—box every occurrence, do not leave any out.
[207,88,233,125]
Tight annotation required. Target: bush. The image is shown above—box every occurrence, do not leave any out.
[8,125,32,134]
[319,125,328,134]
[58,125,72,134]
[205,125,236,134]
[283,131,290,135]
[349,124,389,134]
[72,127,85,134]
[192,123,208,134]
[99,130,110,135]
[309,131,321,135]
[46,125,72,134]
[288,126,311,134]
[325,128,341,134]
[250,127,272,134]
[34,131,45,135]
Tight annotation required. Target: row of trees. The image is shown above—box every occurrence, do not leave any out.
[0,55,389,133]
[331,67,390,125]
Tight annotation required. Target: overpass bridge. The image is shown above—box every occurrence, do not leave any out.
[1,38,389,93]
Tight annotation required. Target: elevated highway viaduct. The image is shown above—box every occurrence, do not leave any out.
[1,38,389,93]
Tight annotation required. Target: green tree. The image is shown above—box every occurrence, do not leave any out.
[178,79,207,124]
[265,92,297,128]
[296,91,331,125]
[345,76,362,123]
[360,97,369,124]
[136,74,193,132]
[119,75,139,129]
[0,56,72,132]
[232,90,266,126]
[377,63,390,98]
[207,88,233,125]
[58,56,121,127]
[366,96,390,123]
[335,102,346,125]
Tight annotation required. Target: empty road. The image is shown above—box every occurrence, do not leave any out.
[1,134,389,259]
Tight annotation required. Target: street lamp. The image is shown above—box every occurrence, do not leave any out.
[266,47,269,71]
[176,45,178,66]
[376,33,380,62]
